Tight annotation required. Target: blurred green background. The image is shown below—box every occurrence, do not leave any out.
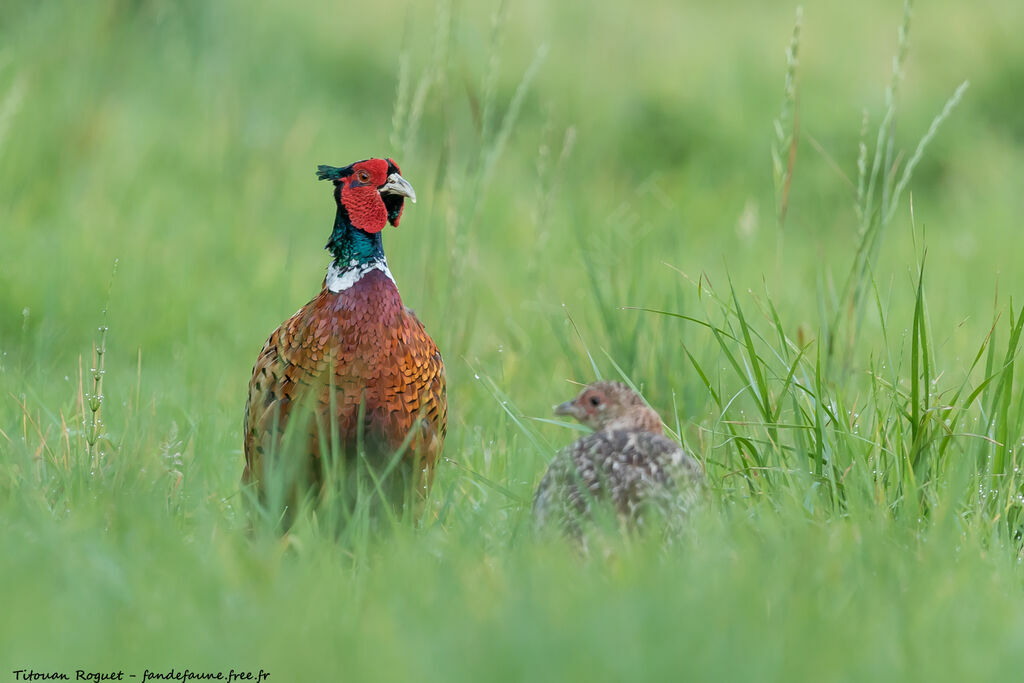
[3,0,1024,680]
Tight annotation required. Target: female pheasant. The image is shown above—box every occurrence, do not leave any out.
[243,158,446,516]
[533,381,704,539]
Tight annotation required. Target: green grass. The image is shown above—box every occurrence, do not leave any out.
[4,0,1024,680]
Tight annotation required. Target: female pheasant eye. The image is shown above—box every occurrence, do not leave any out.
[589,395,601,407]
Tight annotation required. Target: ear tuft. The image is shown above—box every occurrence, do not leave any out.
[316,165,343,182]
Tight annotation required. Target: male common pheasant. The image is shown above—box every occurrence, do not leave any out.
[243,158,446,515]
[533,381,704,538]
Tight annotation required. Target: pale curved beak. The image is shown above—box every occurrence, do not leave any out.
[380,173,416,204]
[553,401,581,419]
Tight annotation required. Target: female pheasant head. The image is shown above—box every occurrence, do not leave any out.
[317,158,417,292]
[554,381,664,434]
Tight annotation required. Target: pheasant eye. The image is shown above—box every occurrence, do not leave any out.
[589,396,601,407]
[356,170,371,183]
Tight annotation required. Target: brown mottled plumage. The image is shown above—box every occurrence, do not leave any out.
[243,158,446,517]
[533,381,704,538]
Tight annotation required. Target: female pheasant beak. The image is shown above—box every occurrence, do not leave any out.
[554,400,584,421]
[380,173,417,204]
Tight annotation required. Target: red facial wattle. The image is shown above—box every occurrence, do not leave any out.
[341,183,389,233]
[389,200,405,227]
[383,158,406,227]
[340,159,390,233]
